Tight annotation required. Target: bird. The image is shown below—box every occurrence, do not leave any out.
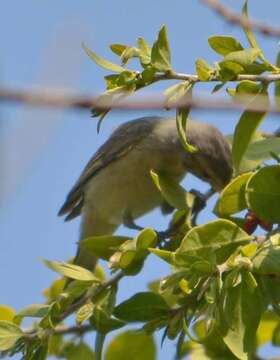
[58,116,232,270]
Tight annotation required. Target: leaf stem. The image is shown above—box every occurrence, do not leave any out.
[95,332,106,360]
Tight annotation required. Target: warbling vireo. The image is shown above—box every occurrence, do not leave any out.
[58,116,232,269]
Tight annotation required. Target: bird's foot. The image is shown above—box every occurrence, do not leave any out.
[190,188,215,226]
[123,211,144,231]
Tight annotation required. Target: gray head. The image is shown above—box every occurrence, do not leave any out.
[183,121,233,191]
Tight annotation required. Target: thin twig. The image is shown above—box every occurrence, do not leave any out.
[23,271,124,342]
[59,270,124,322]
[1,87,280,114]
[201,0,280,38]
[0,88,95,110]
[191,188,216,226]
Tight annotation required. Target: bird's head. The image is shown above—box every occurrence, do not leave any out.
[183,121,233,191]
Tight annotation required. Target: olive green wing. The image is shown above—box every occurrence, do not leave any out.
[58,118,157,221]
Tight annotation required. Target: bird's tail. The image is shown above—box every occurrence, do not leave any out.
[74,211,118,270]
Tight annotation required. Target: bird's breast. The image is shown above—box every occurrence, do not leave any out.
[83,146,186,225]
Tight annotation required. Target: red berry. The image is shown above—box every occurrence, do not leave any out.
[259,219,273,232]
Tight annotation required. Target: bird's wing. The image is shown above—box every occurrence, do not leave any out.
[58,118,158,221]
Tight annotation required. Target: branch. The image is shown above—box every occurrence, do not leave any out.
[154,72,280,83]
[201,0,280,38]
[191,188,215,226]
[24,270,124,343]
[1,86,280,114]
[0,88,95,110]
[59,270,124,322]
[1,71,280,109]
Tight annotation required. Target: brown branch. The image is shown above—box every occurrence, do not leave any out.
[1,87,280,114]
[0,88,95,110]
[52,323,92,336]
[201,0,280,38]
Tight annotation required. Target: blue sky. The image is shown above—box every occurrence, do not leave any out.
[1,1,280,358]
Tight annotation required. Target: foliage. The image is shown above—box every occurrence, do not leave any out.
[2,1,280,359]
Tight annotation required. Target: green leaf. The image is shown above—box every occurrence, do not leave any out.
[148,248,174,264]
[90,308,125,334]
[253,247,280,275]
[175,219,252,266]
[246,137,280,161]
[76,302,94,325]
[195,58,213,81]
[107,231,156,274]
[150,277,181,308]
[43,277,66,302]
[15,304,50,322]
[48,335,63,356]
[167,311,183,340]
[95,263,107,281]
[257,311,279,346]
[120,47,140,65]
[190,326,237,360]
[236,80,262,95]
[245,165,280,223]
[29,345,48,360]
[243,62,272,74]
[176,107,197,153]
[240,243,257,258]
[110,43,127,56]
[116,70,136,85]
[114,292,169,322]
[141,66,156,84]
[208,36,243,56]
[164,81,192,109]
[177,219,251,254]
[82,43,125,73]
[135,228,157,250]
[259,277,280,317]
[151,25,171,72]
[43,259,98,281]
[0,306,16,322]
[0,321,24,351]
[275,51,280,105]
[104,74,119,90]
[242,0,260,50]
[63,280,93,303]
[212,82,225,93]
[272,322,280,346]
[118,250,137,269]
[242,271,257,292]
[178,279,191,294]
[150,170,195,211]
[227,132,268,173]
[219,61,244,80]
[232,90,268,172]
[80,235,130,260]
[215,173,252,216]
[224,48,261,67]
[95,85,136,132]
[137,37,151,65]
[105,330,156,360]
[142,318,168,335]
[63,342,96,360]
[219,273,264,360]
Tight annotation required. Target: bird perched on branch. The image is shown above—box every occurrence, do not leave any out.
[58,116,232,269]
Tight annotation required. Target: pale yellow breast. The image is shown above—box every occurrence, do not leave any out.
[83,145,186,225]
